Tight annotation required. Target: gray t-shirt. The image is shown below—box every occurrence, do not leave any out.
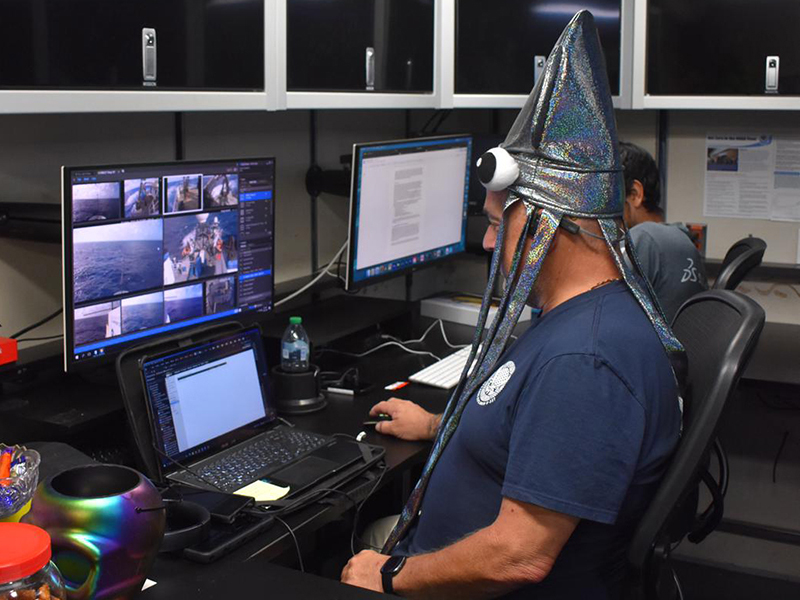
[628,221,708,323]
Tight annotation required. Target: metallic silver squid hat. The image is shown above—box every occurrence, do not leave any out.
[383,10,684,553]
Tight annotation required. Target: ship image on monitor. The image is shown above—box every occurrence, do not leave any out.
[163,211,238,285]
[124,178,161,219]
[73,301,121,346]
[205,276,236,314]
[165,174,202,213]
[204,174,239,208]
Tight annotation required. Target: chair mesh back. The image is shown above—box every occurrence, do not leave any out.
[671,301,743,428]
[627,291,764,573]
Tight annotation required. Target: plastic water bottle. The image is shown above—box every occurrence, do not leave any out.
[281,316,310,372]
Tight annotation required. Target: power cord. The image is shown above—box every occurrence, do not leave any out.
[275,241,347,308]
[7,308,63,340]
[272,515,305,572]
[16,334,64,344]
[317,341,440,362]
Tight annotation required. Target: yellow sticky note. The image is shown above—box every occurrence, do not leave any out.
[234,479,290,502]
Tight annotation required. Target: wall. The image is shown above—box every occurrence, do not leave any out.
[0,108,499,343]
[666,111,800,264]
[8,106,795,345]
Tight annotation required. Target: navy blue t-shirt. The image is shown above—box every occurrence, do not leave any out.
[397,281,681,599]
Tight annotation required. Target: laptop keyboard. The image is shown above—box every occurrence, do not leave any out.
[196,427,330,492]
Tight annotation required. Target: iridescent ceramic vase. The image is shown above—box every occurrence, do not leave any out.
[23,464,165,600]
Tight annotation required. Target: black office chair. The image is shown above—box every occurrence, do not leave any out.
[713,237,767,291]
[626,290,765,600]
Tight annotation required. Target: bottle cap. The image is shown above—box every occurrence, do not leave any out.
[0,523,52,583]
[290,316,302,325]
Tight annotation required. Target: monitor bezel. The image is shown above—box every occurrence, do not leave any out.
[62,156,276,373]
[345,134,472,291]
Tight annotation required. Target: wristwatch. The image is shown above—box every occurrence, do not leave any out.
[380,555,407,595]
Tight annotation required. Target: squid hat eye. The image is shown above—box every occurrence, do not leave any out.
[476,147,520,192]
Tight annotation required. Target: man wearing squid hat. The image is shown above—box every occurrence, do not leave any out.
[342,10,684,599]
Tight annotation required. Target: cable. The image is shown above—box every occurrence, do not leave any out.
[275,242,347,308]
[277,416,296,428]
[9,308,63,340]
[16,334,64,343]
[317,341,440,362]
[272,515,305,572]
[351,463,387,555]
[772,431,790,484]
[435,320,466,350]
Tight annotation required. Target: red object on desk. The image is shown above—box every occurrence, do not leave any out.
[0,451,11,484]
[0,337,18,366]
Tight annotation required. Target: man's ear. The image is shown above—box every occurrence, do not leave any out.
[628,180,645,208]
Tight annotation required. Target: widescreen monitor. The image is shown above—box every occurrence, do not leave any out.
[346,135,472,290]
[62,157,275,372]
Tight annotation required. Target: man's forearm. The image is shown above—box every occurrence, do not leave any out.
[392,523,547,599]
[428,413,442,440]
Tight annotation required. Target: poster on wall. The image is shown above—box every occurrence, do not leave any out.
[704,134,800,222]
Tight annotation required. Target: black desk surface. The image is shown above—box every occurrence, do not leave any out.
[741,322,800,386]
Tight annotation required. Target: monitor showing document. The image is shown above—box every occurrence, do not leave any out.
[346,135,472,290]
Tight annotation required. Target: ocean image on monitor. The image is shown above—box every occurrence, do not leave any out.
[203,174,239,208]
[72,182,121,224]
[165,174,202,213]
[163,211,239,285]
[164,284,204,324]
[73,219,163,304]
[74,301,121,346]
[121,291,165,334]
[205,276,236,314]
[124,178,161,219]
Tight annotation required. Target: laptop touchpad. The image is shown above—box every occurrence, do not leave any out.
[270,456,338,488]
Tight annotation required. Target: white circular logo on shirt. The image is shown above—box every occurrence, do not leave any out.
[477,361,516,406]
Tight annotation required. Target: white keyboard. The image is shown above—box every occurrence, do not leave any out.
[409,345,474,389]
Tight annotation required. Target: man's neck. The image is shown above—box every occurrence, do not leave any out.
[636,210,664,225]
[535,262,620,314]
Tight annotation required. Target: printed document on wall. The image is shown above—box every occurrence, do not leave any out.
[704,135,773,220]
[771,138,800,222]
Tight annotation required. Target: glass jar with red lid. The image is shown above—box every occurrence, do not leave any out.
[0,523,65,599]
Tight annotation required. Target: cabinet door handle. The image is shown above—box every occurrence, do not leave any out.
[534,55,546,85]
[142,27,157,85]
[366,47,375,91]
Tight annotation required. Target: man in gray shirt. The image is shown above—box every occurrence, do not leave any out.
[620,142,708,323]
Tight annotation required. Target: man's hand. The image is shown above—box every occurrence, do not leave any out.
[370,398,441,441]
[341,550,387,593]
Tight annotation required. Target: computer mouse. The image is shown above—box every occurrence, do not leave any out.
[363,413,392,426]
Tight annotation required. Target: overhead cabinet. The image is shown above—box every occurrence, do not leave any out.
[647,0,800,97]
[287,0,435,93]
[0,0,265,91]
[454,0,623,98]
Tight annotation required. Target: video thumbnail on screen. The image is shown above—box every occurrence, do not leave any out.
[205,276,236,314]
[73,301,121,345]
[163,211,239,285]
[121,291,165,334]
[73,219,164,304]
[124,178,161,219]
[165,175,202,214]
[72,182,121,224]
[164,284,204,324]
[203,174,239,208]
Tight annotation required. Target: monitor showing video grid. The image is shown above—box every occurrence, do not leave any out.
[62,158,275,371]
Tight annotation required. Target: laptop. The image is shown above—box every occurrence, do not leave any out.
[140,327,364,496]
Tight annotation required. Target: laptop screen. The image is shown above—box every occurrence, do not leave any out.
[141,328,277,473]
